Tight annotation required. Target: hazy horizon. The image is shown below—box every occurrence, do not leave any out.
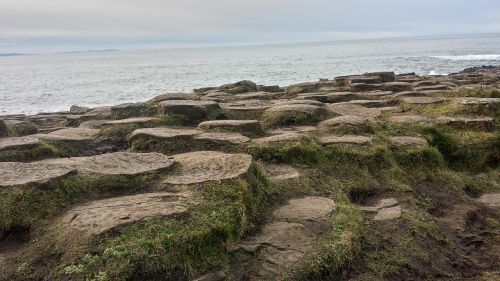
[1,0,500,53]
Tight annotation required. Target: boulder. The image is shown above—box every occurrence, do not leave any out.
[69,105,90,114]
[219,80,258,94]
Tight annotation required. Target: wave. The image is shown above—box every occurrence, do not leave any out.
[431,54,500,61]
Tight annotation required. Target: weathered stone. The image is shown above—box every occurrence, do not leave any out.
[262,104,329,127]
[0,136,40,152]
[374,206,402,221]
[198,120,263,136]
[148,93,199,104]
[267,126,317,135]
[436,116,494,130]
[389,136,428,147]
[273,99,325,107]
[359,198,399,212]
[263,164,300,181]
[402,97,447,105]
[129,127,199,140]
[3,120,38,136]
[0,119,8,137]
[350,83,384,92]
[257,85,283,93]
[219,80,258,94]
[414,84,451,91]
[453,97,500,108]
[162,151,253,185]
[319,116,369,127]
[319,135,373,146]
[327,103,383,118]
[156,100,221,123]
[69,105,90,114]
[0,162,76,188]
[389,115,435,124]
[285,82,319,97]
[39,128,99,142]
[78,120,108,129]
[193,132,250,145]
[348,99,392,108]
[253,133,306,145]
[46,152,175,176]
[111,103,152,119]
[102,117,160,127]
[476,193,500,208]
[233,91,281,100]
[191,271,226,281]
[272,197,336,221]
[383,82,413,92]
[60,192,192,235]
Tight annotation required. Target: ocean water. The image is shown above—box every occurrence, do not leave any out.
[1,34,500,115]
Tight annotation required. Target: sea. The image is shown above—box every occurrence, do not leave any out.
[1,34,500,115]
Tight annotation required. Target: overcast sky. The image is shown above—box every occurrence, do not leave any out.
[1,0,499,53]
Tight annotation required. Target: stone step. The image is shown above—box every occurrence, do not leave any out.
[162,151,254,186]
[262,164,300,181]
[261,104,330,127]
[234,196,336,280]
[359,198,402,221]
[319,135,373,146]
[59,192,193,236]
[197,120,264,136]
[0,161,77,188]
[129,127,249,153]
[156,100,221,123]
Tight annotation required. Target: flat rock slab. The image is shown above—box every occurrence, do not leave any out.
[79,120,108,129]
[238,221,316,254]
[436,116,494,129]
[0,162,76,188]
[403,97,447,105]
[45,152,175,176]
[359,198,401,221]
[266,104,325,115]
[327,103,383,118]
[389,136,428,147]
[193,132,250,145]
[39,128,99,141]
[476,193,500,208]
[156,100,220,121]
[272,197,336,221]
[198,120,263,136]
[236,195,336,280]
[389,115,435,124]
[253,133,306,145]
[263,164,300,181]
[319,135,373,146]
[267,126,317,135]
[374,206,402,221]
[102,117,160,126]
[129,127,199,140]
[162,151,253,185]
[319,116,370,128]
[453,97,500,107]
[60,192,192,235]
[0,136,40,151]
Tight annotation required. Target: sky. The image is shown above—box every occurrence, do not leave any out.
[1,0,500,53]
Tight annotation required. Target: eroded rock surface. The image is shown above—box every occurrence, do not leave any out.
[0,162,76,188]
[162,151,253,185]
[60,192,192,235]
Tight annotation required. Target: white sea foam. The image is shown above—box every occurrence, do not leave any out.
[431,54,500,61]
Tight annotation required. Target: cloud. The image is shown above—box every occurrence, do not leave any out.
[0,0,499,52]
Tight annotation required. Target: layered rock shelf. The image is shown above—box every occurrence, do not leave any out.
[1,67,499,281]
